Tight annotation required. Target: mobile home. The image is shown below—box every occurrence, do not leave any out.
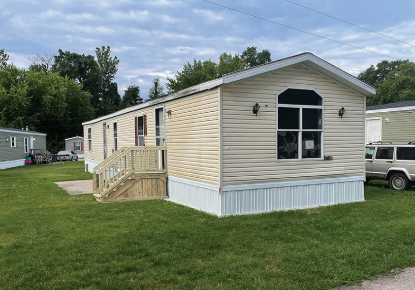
[83,52,375,217]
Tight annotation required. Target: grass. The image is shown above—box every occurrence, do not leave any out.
[1,163,415,289]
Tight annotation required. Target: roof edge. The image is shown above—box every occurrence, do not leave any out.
[367,106,415,114]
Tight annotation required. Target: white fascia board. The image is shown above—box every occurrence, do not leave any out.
[65,136,83,141]
[82,79,223,126]
[367,106,415,114]
[305,54,376,95]
[222,176,364,192]
[0,129,46,136]
[222,53,375,96]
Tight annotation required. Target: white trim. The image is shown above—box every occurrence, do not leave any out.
[82,53,373,126]
[276,87,324,162]
[154,105,165,146]
[222,176,364,192]
[65,136,83,141]
[0,159,26,170]
[24,137,29,153]
[87,127,92,152]
[113,121,118,151]
[10,136,16,148]
[367,106,415,114]
[136,115,145,146]
[218,86,223,192]
[0,128,46,136]
[168,176,220,192]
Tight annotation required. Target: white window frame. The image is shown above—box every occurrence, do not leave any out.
[276,87,324,162]
[154,106,165,146]
[10,136,16,148]
[88,128,92,152]
[75,141,81,151]
[137,115,145,146]
[113,122,118,151]
[24,137,29,153]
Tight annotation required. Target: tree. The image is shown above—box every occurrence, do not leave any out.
[369,62,415,105]
[358,60,408,88]
[0,49,9,70]
[26,53,55,73]
[217,52,245,77]
[148,78,165,100]
[241,46,271,68]
[0,64,95,153]
[121,84,141,108]
[95,46,121,115]
[167,59,217,93]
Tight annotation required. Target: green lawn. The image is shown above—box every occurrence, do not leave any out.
[1,163,415,289]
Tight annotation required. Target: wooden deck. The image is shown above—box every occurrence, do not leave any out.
[93,146,167,203]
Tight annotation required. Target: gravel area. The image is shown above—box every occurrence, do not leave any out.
[334,267,415,290]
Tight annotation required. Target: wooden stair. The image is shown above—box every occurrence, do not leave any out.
[93,146,167,203]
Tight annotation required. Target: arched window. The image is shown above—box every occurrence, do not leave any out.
[277,88,323,160]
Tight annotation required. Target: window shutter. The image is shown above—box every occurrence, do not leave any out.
[81,142,83,151]
[74,142,76,151]
[144,114,147,136]
[135,117,138,146]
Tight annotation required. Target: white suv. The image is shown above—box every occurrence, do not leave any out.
[365,143,415,190]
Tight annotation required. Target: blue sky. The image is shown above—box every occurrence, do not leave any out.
[1,0,415,99]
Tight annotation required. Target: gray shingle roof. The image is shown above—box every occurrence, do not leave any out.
[367,100,415,111]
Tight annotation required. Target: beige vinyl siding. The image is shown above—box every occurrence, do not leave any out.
[367,110,415,143]
[222,64,365,186]
[83,107,155,163]
[166,89,220,186]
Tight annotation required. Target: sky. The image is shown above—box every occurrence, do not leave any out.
[1,0,415,99]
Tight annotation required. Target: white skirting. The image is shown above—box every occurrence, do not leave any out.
[221,176,364,217]
[167,175,364,217]
[0,159,26,170]
[167,176,221,216]
[84,158,100,173]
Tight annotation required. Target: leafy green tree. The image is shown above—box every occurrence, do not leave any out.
[217,52,245,77]
[95,46,121,115]
[121,84,141,108]
[148,78,165,100]
[0,49,9,70]
[358,60,409,88]
[369,62,415,105]
[241,46,271,68]
[167,59,217,93]
[0,64,95,153]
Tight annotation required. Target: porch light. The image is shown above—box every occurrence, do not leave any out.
[253,103,260,116]
[338,107,346,119]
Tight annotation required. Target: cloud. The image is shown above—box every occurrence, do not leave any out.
[110,10,149,21]
[146,0,182,6]
[193,8,224,21]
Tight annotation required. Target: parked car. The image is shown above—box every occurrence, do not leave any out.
[365,143,415,190]
[57,150,78,161]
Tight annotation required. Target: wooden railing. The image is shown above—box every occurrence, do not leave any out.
[93,146,167,197]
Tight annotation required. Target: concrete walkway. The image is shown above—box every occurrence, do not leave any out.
[55,179,93,195]
[335,267,415,290]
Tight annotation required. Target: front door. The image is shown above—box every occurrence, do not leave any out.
[155,107,165,170]
[103,123,107,159]
[155,107,165,146]
[366,118,381,144]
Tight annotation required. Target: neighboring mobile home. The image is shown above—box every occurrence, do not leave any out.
[0,127,47,170]
[366,101,415,144]
[83,52,375,217]
[65,136,84,158]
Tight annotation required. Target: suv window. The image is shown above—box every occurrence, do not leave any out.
[365,147,375,159]
[397,147,415,160]
[375,147,394,160]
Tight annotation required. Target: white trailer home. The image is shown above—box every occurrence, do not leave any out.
[83,52,375,217]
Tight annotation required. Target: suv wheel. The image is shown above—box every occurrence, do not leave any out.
[389,172,410,191]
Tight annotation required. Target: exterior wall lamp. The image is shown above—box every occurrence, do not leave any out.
[338,107,346,119]
[253,103,260,116]
[166,109,172,117]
